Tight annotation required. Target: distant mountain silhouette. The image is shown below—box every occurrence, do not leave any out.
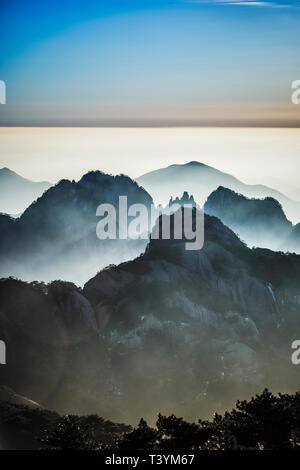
[0,171,153,285]
[1,211,300,422]
[0,395,129,450]
[0,385,41,409]
[0,167,51,215]
[137,161,300,223]
[204,186,299,252]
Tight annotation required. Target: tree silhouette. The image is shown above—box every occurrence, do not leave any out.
[39,415,100,450]
[35,389,300,451]
[117,418,161,450]
[156,413,209,450]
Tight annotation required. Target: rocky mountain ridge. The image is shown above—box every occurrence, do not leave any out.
[1,212,299,422]
[204,186,299,253]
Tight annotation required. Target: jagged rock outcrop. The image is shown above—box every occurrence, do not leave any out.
[168,192,197,208]
[82,213,300,420]
[137,161,300,223]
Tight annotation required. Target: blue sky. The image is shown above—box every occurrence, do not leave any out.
[0,0,300,125]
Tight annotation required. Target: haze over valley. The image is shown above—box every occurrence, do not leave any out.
[0,142,300,431]
[1,0,300,450]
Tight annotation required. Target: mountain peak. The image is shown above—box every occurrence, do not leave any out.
[169,161,208,169]
[204,186,293,251]
[0,167,18,176]
[185,161,206,167]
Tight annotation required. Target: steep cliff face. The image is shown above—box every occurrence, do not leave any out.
[204,186,297,252]
[82,214,300,420]
[1,214,300,423]
[0,171,153,285]
[84,214,278,330]
[0,278,103,409]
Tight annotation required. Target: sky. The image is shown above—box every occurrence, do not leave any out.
[0,0,300,125]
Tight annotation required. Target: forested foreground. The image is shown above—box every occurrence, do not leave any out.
[1,389,300,450]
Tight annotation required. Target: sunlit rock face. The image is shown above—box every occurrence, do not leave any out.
[0,171,153,285]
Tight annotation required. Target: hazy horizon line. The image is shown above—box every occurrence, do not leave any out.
[1,121,300,128]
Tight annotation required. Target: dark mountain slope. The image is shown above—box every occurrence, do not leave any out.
[204,186,297,252]
[0,171,153,285]
[0,385,41,409]
[0,398,130,450]
[281,223,300,254]
[1,212,299,423]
